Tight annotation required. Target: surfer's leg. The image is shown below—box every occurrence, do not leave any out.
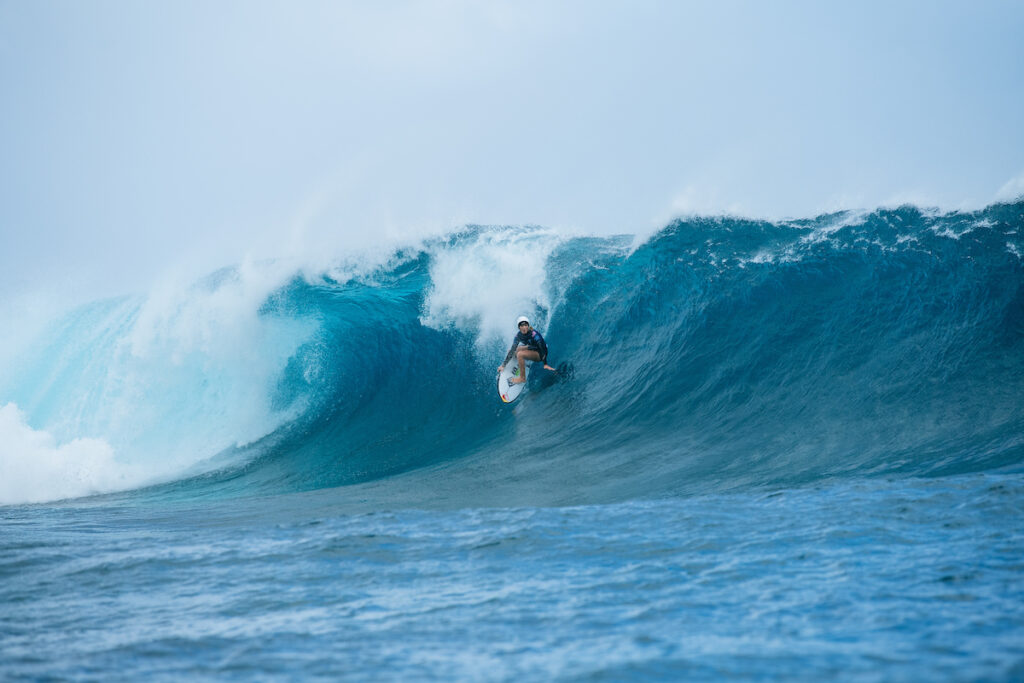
[511,349,540,384]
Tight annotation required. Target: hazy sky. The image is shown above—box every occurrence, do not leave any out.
[2,1,1023,294]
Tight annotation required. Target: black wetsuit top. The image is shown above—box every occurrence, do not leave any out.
[503,329,548,365]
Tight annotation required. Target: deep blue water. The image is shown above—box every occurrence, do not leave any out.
[2,202,1023,679]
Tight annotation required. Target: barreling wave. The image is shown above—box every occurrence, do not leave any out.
[2,201,1023,506]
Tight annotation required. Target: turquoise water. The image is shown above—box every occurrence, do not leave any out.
[2,202,1023,679]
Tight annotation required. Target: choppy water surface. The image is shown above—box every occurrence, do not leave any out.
[3,474,1023,680]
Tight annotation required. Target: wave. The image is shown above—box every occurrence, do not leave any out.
[2,202,1023,506]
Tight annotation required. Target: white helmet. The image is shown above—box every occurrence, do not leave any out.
[516,316,530,326]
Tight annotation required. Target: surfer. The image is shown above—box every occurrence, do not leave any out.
[498,316,556,384]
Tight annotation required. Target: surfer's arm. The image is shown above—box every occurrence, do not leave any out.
[499,340,519,369]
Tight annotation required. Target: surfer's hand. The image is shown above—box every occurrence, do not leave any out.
[497,365,504,372]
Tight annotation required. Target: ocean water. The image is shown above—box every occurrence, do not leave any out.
[2,202,1023,680]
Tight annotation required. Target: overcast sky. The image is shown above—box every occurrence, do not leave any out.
[2,0,1023,295]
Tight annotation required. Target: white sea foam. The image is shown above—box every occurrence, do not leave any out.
[0,403,144,505]
[799,209,871,244]
[420,227,565,349]
[121,259,317,450]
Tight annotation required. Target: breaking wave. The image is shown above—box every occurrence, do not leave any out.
[2,202,1023,506]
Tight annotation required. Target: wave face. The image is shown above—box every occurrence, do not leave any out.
[3,202,1023,506]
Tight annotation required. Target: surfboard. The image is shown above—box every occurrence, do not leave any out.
[497,361,531,403]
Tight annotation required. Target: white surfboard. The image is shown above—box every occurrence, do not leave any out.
[497,361,531,403]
